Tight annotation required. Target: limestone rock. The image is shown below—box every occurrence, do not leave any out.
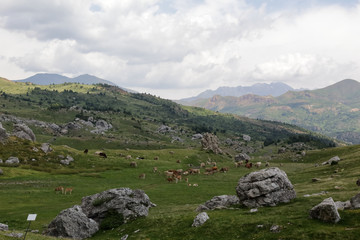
[81,188,155,224]
[192,133,203,140]
[201,133,222,154]
[235,153,250,162]
[309,197,340,223]
[12,123,36,142]
[236,167,296,207]
[157,125,175,133]
[5,157,20,165]
[350,192,360,209]
[196,195,240,211]
[243,134,251,141]
[322,156,341,165]
[60,155,74,165]
[335,200,351,210]
[45,205,99,239]
[41,143,53,154]
[0,223,8,231]
[192,212,209,227]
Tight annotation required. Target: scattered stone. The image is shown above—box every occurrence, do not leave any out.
[303,191,328,197]
[201,133,222,154]
[309,197,341,223]
[133,229,140,233]
[5,157,20,165]
[257,225,264,228]
[192,212,209,227]
[90,120,113,134]
[31,229,39,233]
[243,134,251,142]
[41,143,53,154]
[45,205,99,239]
[191,133,203,140]
[322,156,341,165]
[196,195,240,211]
[32,147,39,152]
[278,147,286,154]
[60,155,75,165]
[350,192,360,209]
[121,234,129,240]
[236,167,296,207]
[171,136,183,143]
[12,123,36,141]
[0,122,8,142]
[0,223,9,231]
[5,232,23,238]
[335,200,351,210]
[250,208,258,213]
[157,125,175,134]
[235,153,250,162]
[270,225,281,233]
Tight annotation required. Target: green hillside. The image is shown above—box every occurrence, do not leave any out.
[183,79,360,144]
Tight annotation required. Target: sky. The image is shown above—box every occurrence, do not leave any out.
[1,0,360,99]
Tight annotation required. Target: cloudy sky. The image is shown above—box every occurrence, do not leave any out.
[1,0,360,99]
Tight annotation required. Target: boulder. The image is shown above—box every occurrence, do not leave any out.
[243,134,251,142]
[192,212,209,227]
[309,197,341,223]
[60,155,74,165]
[90,120,113,134]
[350,192,360,209]
[201,133,222,154]
[45,205,99,239]
[0,223,8,231]
[278,147,286,154]
[322,156,341,165]
[171,136,183,143]
[235,167,296,207]
[196,195,240,211]
[335,200,351,210]
[5,157,20,165]
[157,125,175,134]
[191,133,203,140]
[81,188,155,224]
[41,143,53,154]
[235,153,250,162]
[12,123,36,142]
[0,122,8,142]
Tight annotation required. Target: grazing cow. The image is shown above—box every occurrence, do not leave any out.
[193,183,198,187]
[84,149,88,154]
[99,152,107,158]
[126,155,132,160]
[185,178,189,183]
[130,161,137,167]
[200,162,206,168]
[212,166,218,171]
[175,174,182,183]
[206,160,212,165]
[235,161,244,168]
[176,169,183,174]
[212,162,217,166]
[153,167,158,173]
[55,186,64,194]
[167,177,174,183]
[280,163,284,167]
[220,167,229,173]
[154,156,159,160]
[189,168,200,174]
[245,163,253,169]
[255,162,262,168]
[356,178,360,187]
[176,159,181,163]
[64,188,73,195]
[169,151,174,155]
[164,171,174,177]
[182,171,189,176]
[139,173,146,179]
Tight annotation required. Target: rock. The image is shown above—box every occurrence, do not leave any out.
[278,147,286,154]
[121,234,129,240]
[32,147,39,152]
[270,225,281,233]
[0,122,8,142]
[41,143,53,153]
[235,167,296,208]
[157,125,175,134]
[90,120,112,134]
[0,159,2,163]
[81,188,155,224]
[5,232,23,238]
[312,178,321,182]
[45,205,99,239]
[191,133,203,140]
[196,195,240,211]
[31,229,39,233]
[12,123,36,141]
[350,192,360,209]
[257,225,264,228]
[60,155,75,165]
[225,138,234,145]
[0,168,3,175]
[309,197,341,223]
[192,212,209,227]
[235,153,250,162]
[201,133,222,154]
[0,223,9,231]
[250,208,258,213]
[243,134,251,141]
[335,200,351,210]
[171,136,183,143]
[5,157,20,165]
[322,156,341,165]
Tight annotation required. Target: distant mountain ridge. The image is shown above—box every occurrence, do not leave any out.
[179,82,295,103]
[15,73,117,86]
[181,79,360,144]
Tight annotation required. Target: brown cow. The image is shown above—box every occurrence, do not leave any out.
[245,163,253,169]
[153,167,158,173]
[64,188,73,195]
[220,167,229,173]
[139,173,146,179]
[130,161,137,167]
[55,186,64,194]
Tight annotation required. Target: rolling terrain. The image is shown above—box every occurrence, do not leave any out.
[1,78,360,240]
[182,79,360,144]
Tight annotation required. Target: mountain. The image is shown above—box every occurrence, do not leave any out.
[181,79,360,144]
[14,73,117,86]
[178,82,294,103]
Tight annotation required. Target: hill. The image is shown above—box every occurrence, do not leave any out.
[178,82,294,103]
[14,73,117,86]
[182,79,360,144]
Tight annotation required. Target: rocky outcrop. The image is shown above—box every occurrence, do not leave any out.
[201,133,222,154]
[0,122,8,142]
[12,123,36,142]
[41,143,53,154]
[235,153,250,162]
[90,120,113,134]
[236,167,296,208]
[309,197,341,223]
[5,157,20,165]
[322,156,341,165]
[45,205,99,239]
[81,188,155,223]
[196,195,240,211]
[60,155,74,165]
[157,125,176,134]
[192,212,209,227]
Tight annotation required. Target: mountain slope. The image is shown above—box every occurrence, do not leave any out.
[182,79,360,144]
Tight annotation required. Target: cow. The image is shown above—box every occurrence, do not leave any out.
[169,151,174,155]
[212,166,218,171]
[356,178,360,187]
[176,159,181,163]
[154,156,159,160]
[164,171,174,177]
[139,173,146,179]
[55,186,64,194]
[84,149,88,154]
[255,162,262,168]
[99,152,107,158]
[220,167,229,173]
[64,188,73,195]
[193,183,199,187]
[245,162,253,169]
[167,177,174,183]
[130,161,137,167]
[200,162,206,168]
[153,167,158,173]
[126,155,132,160]
[235,161,243,168]
[175,174,182,183]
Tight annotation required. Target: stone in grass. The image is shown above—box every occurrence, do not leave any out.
[350,192,360,209]
[192,212,209,227]
[0,223,9,231]
[309,197,341,223]
[270,225,281,233]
